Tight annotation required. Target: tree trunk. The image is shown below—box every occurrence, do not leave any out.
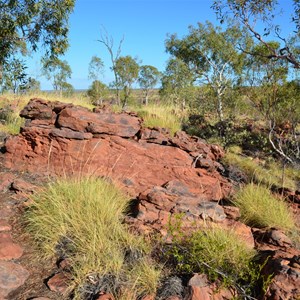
[144,91,149,105]
[216,92,224,122]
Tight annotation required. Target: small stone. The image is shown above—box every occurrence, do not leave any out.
[0,242,24,260]
[0,233,12,243]
[0,207,13,219]
[223,206,240,220]
[141,296,154,300]
[186,286,210,300]
[0,220,12,232]
[96,293,115,300]
[0,261,29,298]
[0,173,15,192]
[268,229,292,247]
[198,201,226,222]
[47,272,69,294]
[188,273,209,288]
[11,179,37,193]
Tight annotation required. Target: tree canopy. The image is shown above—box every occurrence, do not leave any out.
[212,0,300,68]
[166,22,246,121]
[0,0,75,66]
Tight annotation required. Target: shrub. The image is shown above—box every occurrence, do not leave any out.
[163,224,270,297]
[234,183,295,231]
[26,176,160,299]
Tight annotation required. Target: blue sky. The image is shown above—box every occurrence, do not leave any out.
[26,0,296,90]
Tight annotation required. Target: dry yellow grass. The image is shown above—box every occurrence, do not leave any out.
[25,176,160,299]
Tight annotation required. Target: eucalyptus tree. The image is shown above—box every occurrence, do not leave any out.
[42,57,72,96]
[0,0,75,80]
[212,0,300,69]
[160,58,195,109]
[87,80,109,105]
[138,65,160,105]
[88,56,104,81]
[244,41,299,164]
[115,55,139,108]
[1,58,28,94]
[166,22,246,121]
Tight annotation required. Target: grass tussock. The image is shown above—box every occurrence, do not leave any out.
[234,183,295,231]
[223,148,297,190]
[26,176,160,299]
[136,104,186,135]
[177,227,256,275]
[165,225,260,294]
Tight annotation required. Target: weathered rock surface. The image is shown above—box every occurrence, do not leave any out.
[3,99,231,199]
[186,273,237,300]
[131,179,227,234]
[0,261,29,299]
[46,272,70,294]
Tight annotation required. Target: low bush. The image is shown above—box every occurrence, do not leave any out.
[234,183,295,231]
[26,176,160,299]
[163,223,271,297]
[183,115,272,153]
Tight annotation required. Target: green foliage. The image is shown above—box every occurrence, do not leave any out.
[166,21,248,121]
[115,55,140,108]
[0,0,75,67]
[234,183,295,231]
[160,58,195,109]
[138,65,160,105]
[163,218,272,298]
[212,0,300,69]
[87,80,109,105]
[42,57,72,93]
[88,56,104,81]
[23,77,41,93]
[26,177,160,299]
[222,150,297,190]
[0,100,25,135]
[1,58,28,94]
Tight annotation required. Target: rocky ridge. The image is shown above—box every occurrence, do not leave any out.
[0,98,299,299]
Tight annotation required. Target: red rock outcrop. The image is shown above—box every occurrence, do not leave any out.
[2,99,300,300]
[4,99,231,200]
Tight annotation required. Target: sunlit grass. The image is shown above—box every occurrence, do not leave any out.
[25,176,160,299]
[223,148,297,190]
[234,183,295,231]
[2,91,94,110]
[135,104,186,135]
